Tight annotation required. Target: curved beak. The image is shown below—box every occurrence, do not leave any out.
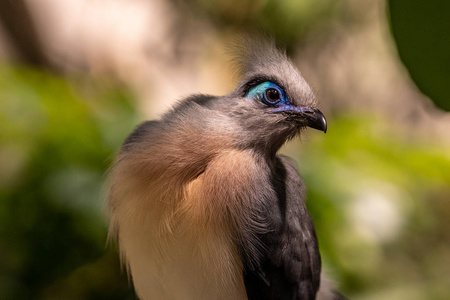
[303,108,327,133]
[271,105,327,133]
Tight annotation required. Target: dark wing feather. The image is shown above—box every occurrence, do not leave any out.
[244,155,321,300]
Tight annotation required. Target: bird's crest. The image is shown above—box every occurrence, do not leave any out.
[227,34,289,79]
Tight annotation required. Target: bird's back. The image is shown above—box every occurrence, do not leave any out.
[243,155,321,300]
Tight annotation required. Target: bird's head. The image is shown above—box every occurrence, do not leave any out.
[198,38,326,156]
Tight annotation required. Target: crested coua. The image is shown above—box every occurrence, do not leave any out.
[107,38,344,300]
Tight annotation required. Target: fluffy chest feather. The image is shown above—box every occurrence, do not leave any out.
[108,149,269,300]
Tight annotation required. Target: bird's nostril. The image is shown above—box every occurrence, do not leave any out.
[301,108,315,115]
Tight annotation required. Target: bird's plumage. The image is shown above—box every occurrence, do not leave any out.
[107,38,341,300]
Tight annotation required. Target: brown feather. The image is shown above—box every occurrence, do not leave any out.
[107,120,265,299]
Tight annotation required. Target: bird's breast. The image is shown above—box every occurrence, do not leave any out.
[110,148,267,300]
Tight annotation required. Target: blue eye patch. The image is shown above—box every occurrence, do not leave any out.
[246,81,289,106]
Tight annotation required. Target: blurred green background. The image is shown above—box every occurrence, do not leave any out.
[0,0,449,299]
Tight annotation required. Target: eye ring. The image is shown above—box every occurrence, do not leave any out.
[264,88,282,104]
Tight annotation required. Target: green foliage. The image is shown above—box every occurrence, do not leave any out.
[298,115,450,297]
[388,0,450,111]
[0,65,136,299]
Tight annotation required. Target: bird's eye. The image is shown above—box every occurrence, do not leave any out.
[264,88,281,104]
[246,81,287,106]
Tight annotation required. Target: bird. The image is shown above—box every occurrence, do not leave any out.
[107,37,345,300]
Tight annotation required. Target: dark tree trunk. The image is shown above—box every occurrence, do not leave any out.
[0,0,53,69]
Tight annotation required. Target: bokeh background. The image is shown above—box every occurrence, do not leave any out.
[1,0,449,299]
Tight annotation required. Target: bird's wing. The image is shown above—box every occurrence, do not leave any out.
[243,154,321,300]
